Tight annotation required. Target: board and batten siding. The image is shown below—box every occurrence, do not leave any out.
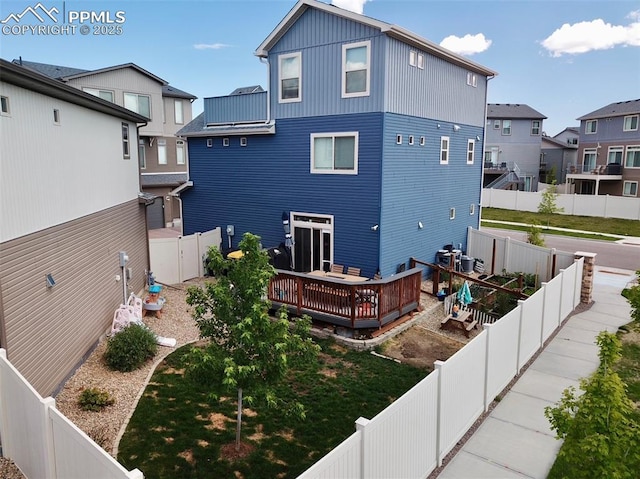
[182,113,384,277]
[0,200,148,397]
[379,113,482,275]
[384,37,488,127]
[268,7,385,119]
[66,67,164,136]
[0,81,141,242]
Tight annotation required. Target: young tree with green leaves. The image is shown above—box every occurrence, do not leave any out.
[544,331,640,478]
[538,180,564,227]
[186,232,320,450]
[526,222,545,247]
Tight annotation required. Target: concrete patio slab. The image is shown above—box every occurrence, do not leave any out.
[575,310,630,328]
[438,450,530,479]
[544,336,600,362]
[510,369,580,404]
[529,350,598,381]
[490,392,555,435]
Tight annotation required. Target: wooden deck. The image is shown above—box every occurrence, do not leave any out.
[268,267,423,330]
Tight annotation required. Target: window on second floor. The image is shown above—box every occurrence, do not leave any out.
[311,132,358,174]
[1,95,10,115]
[279,52,301,103]
[53,108,60,124]
[174,100,184,124]
[466,72,477,87]
[502,120,512,136]
[440,136,449,164]
[531,120,541,135]
[585,119,597,134]
[417,54,424,69]
[342,41,370,98]
[625,145,640,168]
[122,123,130,159]
[124,92,151,119]
[157,139,167,164]
[176,140,185,165]
[608,146,623,165]
[139,139,146,169]
[83,87,114,102]
[493,119,500,130]
[409,50,416,67]
[623,181,638,197]
[467,139,475,164]
[623,115,638,132]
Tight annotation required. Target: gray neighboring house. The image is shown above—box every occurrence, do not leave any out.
[483,103,547,191]
[12,59,197,229]
[541,134,578,185]
[553,126,579,146]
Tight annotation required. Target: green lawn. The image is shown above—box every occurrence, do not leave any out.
[118,339,427,478]
[480,207,640,237]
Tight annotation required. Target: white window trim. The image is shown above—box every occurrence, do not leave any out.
[53,108,60,125]
[206,138,213,148]
[0,95,10,116]
[531,120,541,135]
[585,119,597,134]
[122,123,130,159]
[341,40,370,98]
[470,204,475,215]
[440,136,449,165]
[157,138,167,165]
[467,139,475,165]
[502,120,512,136]
[607,146,623,164]
[396,134,402,145]
[419,136,425,146]
[310,131,359,175]
[623,115,638,132]
[625,145,640,169]
[417,53,424,70]
[408,135,414,146]
[466,72,477,87]
[174,99,184,124]
[278,51,302,103]
[223,137,229,147]
[82,87,114,102]
[176,140,186,165]
[493,119,500,130]
[124,92,151,119]
[240,137,247,147]
[409,50,416,67]
[138,139,146,169]
[449,207,456,220]
[623,181,638,197]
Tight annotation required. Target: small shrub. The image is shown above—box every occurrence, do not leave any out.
[104,324,158,372]
[78,387,115,412]
[527,223,545,246]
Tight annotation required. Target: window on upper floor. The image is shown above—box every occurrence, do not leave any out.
[139,139,146,169]
[124,92,151,119]
[493,119,500,130]
[396,134,402,145]
[82,87,114,102]
[502,120,512,136]
[567,138,578,145]
[408,135,414,146]
[409,50,416,67]
[122,123,130,159]
[470,203,475,215]
[1,95,9,115]
[625,145,640,168]
[53,108,60,124]
[223,137,229,147]
[206,138,213,148]
[585,120,597,134]
[467,139,475,164]
[623,115,638,132]
[176,140,185,165]
[342,41,370,98]
[240,137,247,147]
[311,132,358,174]
[174,100,184,124]
[608,146,623,165]
[440,136,449,164]
[531,120,541,135]
[623,181,638,197]
[449,207,456,220]
[417,54,424,70]
[279,52,301,103]
[466,72,477,87]
[419,136,425,146]
[158,138,167,164]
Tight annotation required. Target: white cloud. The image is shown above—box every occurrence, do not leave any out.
[541,14,640,57]
[331,0,369,15]
[193,43,231,50]
[439,33,492,56]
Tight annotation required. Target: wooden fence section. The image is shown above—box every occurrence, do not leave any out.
[0,350,143,479]
[268,268,422,330]
[297,258,583,478]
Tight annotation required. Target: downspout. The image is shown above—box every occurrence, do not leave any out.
[478,75,495,228]
[259,56,271,123]
[136,121,153,277]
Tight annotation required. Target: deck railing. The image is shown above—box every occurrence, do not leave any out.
[268,268,423,330]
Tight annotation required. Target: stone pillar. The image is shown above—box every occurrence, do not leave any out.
[575,251,596,304]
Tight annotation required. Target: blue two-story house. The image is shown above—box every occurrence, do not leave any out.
[178,0,496,278]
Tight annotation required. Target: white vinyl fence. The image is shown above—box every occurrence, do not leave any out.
[482,188,640,220]
[466,227,575,283]
[149,227,222,285]
[0,350,143,479]
[297,258,583,479]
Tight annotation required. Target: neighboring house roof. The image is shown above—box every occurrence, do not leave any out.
[576,99,640,121]
[1,58,148,124]
[177,112,276,137]
[11,58,196,99]
[487,104,547,119]
[140,173,189,187]
[230,85,264,95]
[255,0,497,77]
[553,126,579,138]
[541,136,577,149]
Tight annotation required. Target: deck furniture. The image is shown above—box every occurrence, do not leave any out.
[440,310,477,337]
[331,264,345,274]
[346,266,361,276]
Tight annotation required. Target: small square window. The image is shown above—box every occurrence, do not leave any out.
[408,135,414,145]
[417,54,424,69]
[240,137,247,147]
[493,120,500,129]
[449,207,456,220]
[623,115,638,132]
[623,181,638,196]
[0,96,9,115]
[53,109,60,124]
[206,138,213,148]
[223,138,230,147]
[396,134,402,145]
[585,120,597,134]
[419,136,425,146]
[470,204,475,215]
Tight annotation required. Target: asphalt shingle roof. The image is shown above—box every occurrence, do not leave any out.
[230,85,264,95]
[140,173,188,187]
[576,99,640,120]
[162,85,197,100]
[12,59,89,80]
[487,104,547,120]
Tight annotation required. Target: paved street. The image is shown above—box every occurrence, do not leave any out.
[482,227,640,271]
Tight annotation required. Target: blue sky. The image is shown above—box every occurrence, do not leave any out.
[1,0,639,136]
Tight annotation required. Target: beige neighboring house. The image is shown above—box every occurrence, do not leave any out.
[12,59,197,229]
[0,58,149,396]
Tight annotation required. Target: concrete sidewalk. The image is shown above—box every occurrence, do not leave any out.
[437,266,636,479]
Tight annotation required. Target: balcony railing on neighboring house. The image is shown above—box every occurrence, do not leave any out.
[204,91,268,125]
[567,163,623,175]
[268,268,422,331]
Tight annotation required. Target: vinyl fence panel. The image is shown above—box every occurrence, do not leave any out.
[296,431,362,479]
[541,275,563,342]
[484,312,519,409]
[149,237,180,285]
[561,266,577,321]
[518,289,545,370]
[179,234,200,282]
[198,228,222,276]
